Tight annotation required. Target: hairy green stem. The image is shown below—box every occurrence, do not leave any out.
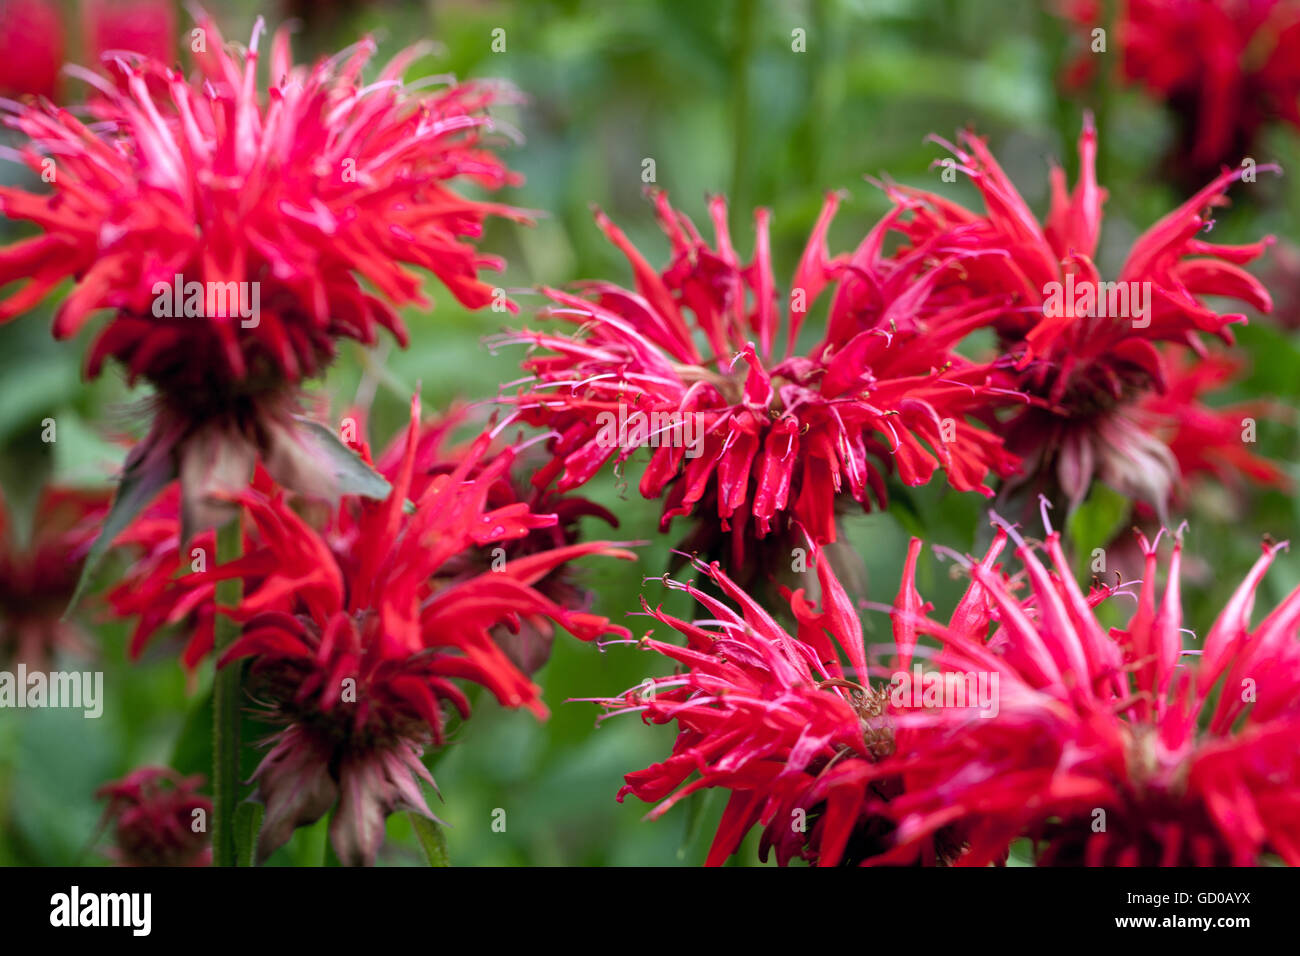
[212,516,244,867]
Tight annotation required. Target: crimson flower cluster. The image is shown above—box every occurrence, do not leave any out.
[0,485,108,667]
[0,14,525,534]
[605,508,1300,866]
[500,191,1021,577]
[96,766,212,866]
[886,117,1278,517]
[1061,0,1300,186]
[2,5,1293,873]
[879,512,1300,866]
[172,398,633,864]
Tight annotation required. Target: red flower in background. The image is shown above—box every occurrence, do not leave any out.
[0,14,527,536]
[107,404,618,677]
[0,485,108,667]
[1137,345,1289,501]
[96,766,211,866]
[83,0,177,68]
[877,511,1300,866]
[886,117,1277,517]
[179,398,633,865]
[602,540,959,867]
[1061,0,1300,187]
[0,0,64,99]
[500,191,1020,579]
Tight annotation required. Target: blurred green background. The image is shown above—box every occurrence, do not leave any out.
[1,0,1298,866]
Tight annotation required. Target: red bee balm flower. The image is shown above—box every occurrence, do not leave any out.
[1061,0,1300,186]
[0,485,109,667]
[0,0,64,99]
[0,15,526,537]
[106,409,618,675]
[192,398,633,865]
[82,0,177,68]
[500,192,1020,574]
[602,543,940,867]
[96,766,212,866]
[879,511,1300,866]
[887,117,1277,515]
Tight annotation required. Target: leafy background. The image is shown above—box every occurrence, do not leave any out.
[0,0,1297,865]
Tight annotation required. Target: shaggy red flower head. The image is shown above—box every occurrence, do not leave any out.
[600,540,962,867]
[184,398,633,865]
[500,191,1021,575]
[1060,0,1300,187]
[0,14,527,535]
[876,509,1300,866]
[0,0,63,99]
[96,766,212,866]
[887,117,1277,514]
[0,484,108,667]
[106,407,618,676]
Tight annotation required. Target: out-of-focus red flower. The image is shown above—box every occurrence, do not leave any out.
[1137,344,1289,500]
[0,14,526,536]
[0,485,108,667]
[181,397,633,865]
[887,116,1277,516]
[1060,0,1300,187]
[500,191,1021,576]
[601,539,963,867]
[0,0,64,99]
[96,766,211,866]
[877,510,1300,866]
[1258,238,1300,329]
[82,0,178,68]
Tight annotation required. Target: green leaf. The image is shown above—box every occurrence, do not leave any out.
[409,813,451,867]
[234,802,265,868]
[65,450,177,616]
[294,417,393,499]
[678,786,720,861]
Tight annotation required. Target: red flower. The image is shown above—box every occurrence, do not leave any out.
[1061,0,1300,186]
[96,766,211,866]
[878,509,1300,866]
[601,540,947,867]
[1136,344,1289,501]
[106,481,243,670]
[0,14,527,535]
[82,0,177,68]
[887,117,1277,515]
[0,0,63,99]
[108,406,619,676]
[188,397,633,864]
[0,484,108,667]
[500,191,1020,576]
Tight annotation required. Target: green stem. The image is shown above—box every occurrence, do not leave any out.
[729,0,757,220]
[211,516,244,867]
[410,812,451,867]
[323,810,343,867]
